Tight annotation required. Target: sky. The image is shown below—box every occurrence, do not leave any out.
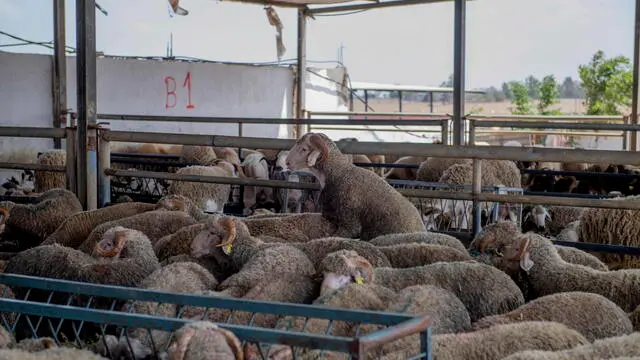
[0,0,634,89]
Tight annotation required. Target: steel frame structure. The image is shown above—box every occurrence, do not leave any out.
[52,0,640,209]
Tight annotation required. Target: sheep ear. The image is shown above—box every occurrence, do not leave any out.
[518,237,534,272]
[308,134,329,165]
[307,150,321,167]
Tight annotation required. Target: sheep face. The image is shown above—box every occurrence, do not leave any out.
[286,133,329,171]
[191,217,237,259]
[93,227,128,258]
[320,250,374,293]
[469,224,535,276]
[167,321,243,360]
[524,205,550,230]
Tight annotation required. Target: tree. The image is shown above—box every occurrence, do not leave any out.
[508,81,533,115]
[559,76,578,98]
[439,74,453,104]
[525,75,541,99]
[578,50,633,115]
[501,82,513,100]
[537,75,562,115]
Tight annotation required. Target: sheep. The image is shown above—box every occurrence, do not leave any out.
[241,152,273,215]
[34,150,66,192]
[524,205,585,235]
[190,216,316,297]
[0,188,83,251]
[113,262,219,359]
[77,208,198,253]
[213,147,241,166]
[502,332,640,360]
[469,221,640,311]
[416,157,470,182]
[471,292,633,341]
[383,156,425,180]
[378,321,588,360]
[179,145,217,165]
[554,245,609,271]
[368,154,386,177]
[368,231,467,253]
[241,213,337,243]
[376,243,472,268]
[167,162,237,213]
[320,249,525,321]
[285,132,425,240]
[155,194,222,222]
[40,202,161,248]
[165,321,244,360]
[579,195,640,269]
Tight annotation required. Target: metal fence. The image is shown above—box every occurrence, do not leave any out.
[0,273,432,359]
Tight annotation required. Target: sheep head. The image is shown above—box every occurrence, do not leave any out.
[469,222,535,275]
[94,227,128,258]
[212,159,240,178]
[286,133,329,171]
[319,250,375,293]
[167,322,243,360]
[0,207,8,233]
[523,205,551,230]
[157,194,191,212]
[191,217,237,259]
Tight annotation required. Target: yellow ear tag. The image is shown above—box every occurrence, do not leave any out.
[222,244,233,255]
[355,276,363,285]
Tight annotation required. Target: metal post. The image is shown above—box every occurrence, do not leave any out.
[87,127,98,210]
[76,0,97,210]
[295,8,307,138]
[468,119,476,145]
[52,0,67,150]
[98,126,111,207]
[471,158,481,236]
[429,91,434,113]
[364,90,369,113]
[398,90,403,112]
[452,0,466,146]
[631,0,640,151]
[65,119,77,194]
[440,120,449,145]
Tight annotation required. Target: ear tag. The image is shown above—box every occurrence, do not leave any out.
[223,244,233,255]
[355,276,363,285]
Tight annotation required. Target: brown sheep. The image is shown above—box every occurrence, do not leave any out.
[285,132,425,240]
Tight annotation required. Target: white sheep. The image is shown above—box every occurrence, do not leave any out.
[167,160,238,213]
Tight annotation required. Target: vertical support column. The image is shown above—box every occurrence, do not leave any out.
[631,0,640,151]
[295,7,307,138]
[65,116,77,194]
[98,126,111,208]
[452,0,466,146]
[76,0,98,210]
[52,0,67,150]
[468,119,476,146]
[471,158,482,237]
[440,119,449,145]
[398,90,403,112]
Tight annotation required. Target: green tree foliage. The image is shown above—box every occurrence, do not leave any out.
[578,50,633,115]
[501,82,513,100]
[537,75,562,115]
[525,76,541,99]
[559,76,579,98]
[508,81,533,115]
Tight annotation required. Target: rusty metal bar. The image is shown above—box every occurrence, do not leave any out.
[104,169,321,190]
[0,127,66,138]
[468,114,624,122]
[0,163,66,172]
[65,125,77,194]
[101,131,640,165]
[473,120,640,131]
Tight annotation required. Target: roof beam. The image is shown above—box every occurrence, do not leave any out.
[306,0,452,15]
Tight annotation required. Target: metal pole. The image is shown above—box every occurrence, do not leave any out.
[97,126,111,207]
[631,0,640,152]
[65,118,77,194]
[452,0,466,146]
[468,119,475,145]
[295,7,307,138]
[52,0,67,150]
[440,120,449,145]
[76,0,97,210]
[471,158,481,236]
[429,92,434,112]
[398,90,403,112]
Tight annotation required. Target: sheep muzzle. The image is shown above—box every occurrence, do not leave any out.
[95,230,127,258]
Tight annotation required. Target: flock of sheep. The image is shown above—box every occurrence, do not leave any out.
[0,132,639,359]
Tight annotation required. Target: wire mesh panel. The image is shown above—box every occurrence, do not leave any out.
[0,274,432,360]
[388,180,524,233]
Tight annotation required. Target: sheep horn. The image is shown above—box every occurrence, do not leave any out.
[215,327,244,360]
[168,328,196,360]
[95,230,127,258]
[216,217,237,248]
[0,207,9,224]
[308,134,329,165]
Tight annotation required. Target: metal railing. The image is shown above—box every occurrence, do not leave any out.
[0,273,432,359]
